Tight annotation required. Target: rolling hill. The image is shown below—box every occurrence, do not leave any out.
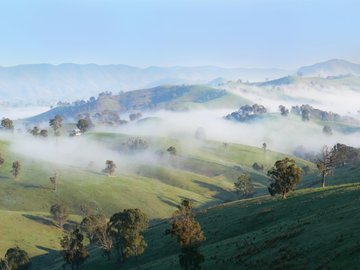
[1,126,359,269]
[297,59,360,78]
[18,182,360,270]
[0,64,289,106]
[0,129,318,264]
[119,183,360,270]
[26,85,251,123]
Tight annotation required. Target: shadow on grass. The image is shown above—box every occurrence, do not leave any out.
[63,221,78,232]
[22,214,54,226]
[31,246,63,269]
[158,196,178,208]
[84,169,104,176]
[192,179,237,202]
[19,183,52,190]
[22,214,78,232]
[36,245,57,253]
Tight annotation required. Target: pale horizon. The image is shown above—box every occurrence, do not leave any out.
[0,58,359,71]
[1,0,359,69]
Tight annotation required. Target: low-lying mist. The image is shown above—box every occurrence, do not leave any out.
[117,110,360,152]
[1,92,359,171]
[226,82,360,117]
[0,132,160,173]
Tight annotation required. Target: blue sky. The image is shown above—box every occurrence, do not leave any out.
[0,0,359,68]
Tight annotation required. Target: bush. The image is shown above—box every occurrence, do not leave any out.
[252,162,264,171]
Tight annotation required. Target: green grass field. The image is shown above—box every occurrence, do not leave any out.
[116,183,360,270]
[0,129,359,269]
[36,183,360,270]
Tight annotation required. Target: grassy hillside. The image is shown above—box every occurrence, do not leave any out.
[27,183,360,270]
[1,129,359,269]
[0,209,83,269]
[0,209,63,258]
[27,85,250,123]
[0,130,318,262]
[0,132,313,216]
[81,183,360,270]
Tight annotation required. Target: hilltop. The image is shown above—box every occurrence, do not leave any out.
[26,85,250,123]
[297,59,360,78]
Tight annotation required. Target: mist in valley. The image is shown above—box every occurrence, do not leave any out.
[226,81,360,117]
[2,93,360,175]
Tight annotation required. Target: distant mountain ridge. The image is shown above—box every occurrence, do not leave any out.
[2,59,360,106]
[297,59,360,77]
[0,63,288,105]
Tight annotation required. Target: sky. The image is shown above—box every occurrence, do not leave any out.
[0,0,359,69]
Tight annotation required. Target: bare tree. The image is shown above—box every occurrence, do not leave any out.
[95,225,113,260]
[317,145,337,188]
[49,173,58,191]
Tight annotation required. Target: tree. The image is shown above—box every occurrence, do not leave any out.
[225,104,267,122]
[11,161,21,180]
[76,119,90,133]
[3,247,31,270]
[122,137,148,152]
[60,228,89,270]
[252,162,263,171]
[50,203,69,229]
[322,125,333,136]
[29,126,39,136]
[262,142,267,152]
[179,247,205,270]
[279,105,289,117]
[0,154,5,167]
[332,143,360,167]
[129,113,142,121]
[167,146,177,155]
[0,259,9,270]
[108,209,149,264]
[317,145,337,188]
[267,158,302,199]
[39,129,48,138]
[49,173,58,191]
[49,115,63,136]
[234,174,256,198]
[301,107,310,121]
[1,118,14,130]
[168,200,205,270]
[95,224,113,261]
[102,160,116,176]
[79,204,93,218]
[80,214,107,243]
